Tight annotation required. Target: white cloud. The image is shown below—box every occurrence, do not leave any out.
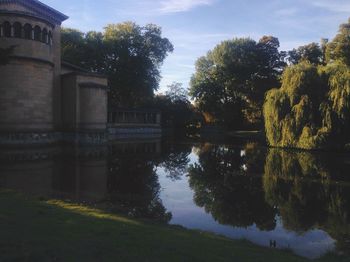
[159,0,216,13]
[310,0,350,13]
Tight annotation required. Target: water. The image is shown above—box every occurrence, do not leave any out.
[0,138,349,259]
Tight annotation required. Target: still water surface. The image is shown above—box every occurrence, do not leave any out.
[1,138,349,259]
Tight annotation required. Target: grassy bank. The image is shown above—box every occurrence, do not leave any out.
[0,190,347,262]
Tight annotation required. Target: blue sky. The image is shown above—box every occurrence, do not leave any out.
[42,0,350,93]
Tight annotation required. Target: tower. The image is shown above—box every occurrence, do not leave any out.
[0,0,68,143]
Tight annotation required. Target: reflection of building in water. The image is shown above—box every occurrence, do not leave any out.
[0,139,163,202]
[107,140,171,222]
[55,146,109,201]
[110,139,162,156]
[0,148,57,196]
[0,146,109,202]
[0,139,170,221]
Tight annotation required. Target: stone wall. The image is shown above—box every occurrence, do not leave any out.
[0,145,109,201]
[0,58,54,131]
[61,72,108,132]
[0,12,56,132]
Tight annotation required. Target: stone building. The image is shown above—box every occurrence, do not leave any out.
[0,0,108,145]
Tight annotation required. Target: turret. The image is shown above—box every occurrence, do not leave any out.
[0,0,68,143]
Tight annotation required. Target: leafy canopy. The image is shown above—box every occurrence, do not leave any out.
[263,18,350,149]
[189,36,286,128]
[61,22,173,107]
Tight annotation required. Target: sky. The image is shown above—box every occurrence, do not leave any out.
[42,0,350,93]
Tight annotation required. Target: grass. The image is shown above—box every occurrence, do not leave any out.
[0,190,348,262]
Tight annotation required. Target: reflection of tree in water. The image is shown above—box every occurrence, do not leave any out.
[263,149,350,254]
[188,143,276,230]
[107,145,171,223]
[159,143,192,181]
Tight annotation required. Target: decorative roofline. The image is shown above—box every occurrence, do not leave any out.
[0,10,55,27]
[0,0,68,24]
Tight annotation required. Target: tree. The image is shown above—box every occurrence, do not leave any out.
[152,83,199,132]
[190,36,285,128]
[165,82,188,103]
[61,22,174,107]
[326,18,350,65]
[61,28,86,65]
[287,42,324,65]
[264,40,350,149]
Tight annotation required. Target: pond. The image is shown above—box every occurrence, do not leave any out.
[0,138,349,259]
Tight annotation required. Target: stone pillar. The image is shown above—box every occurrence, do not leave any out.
[52,25,62,130]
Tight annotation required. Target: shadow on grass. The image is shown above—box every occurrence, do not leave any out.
[0,190,347,262]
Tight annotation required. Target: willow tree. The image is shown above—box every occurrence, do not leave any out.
[326,18,350,66]
[264,60,350,149]
[264,18,350,149]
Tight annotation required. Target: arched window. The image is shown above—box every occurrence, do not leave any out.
[24,24,32,39]
[3,21,11,37]
[48,31,52,45]
[13,22,22,38]
[42,28,48,43]
[34,25,41,41]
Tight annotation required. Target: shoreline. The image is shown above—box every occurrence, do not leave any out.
[0,190,347,262]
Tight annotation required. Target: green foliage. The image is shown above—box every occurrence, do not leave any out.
[264,19,350,149]
[61,22,173,107]
[264,60,350,149]
[322,62,350,124]
[152,85,199,131]
[190,36,286,128]
[326,18,350,66]
[287,43,324,65]
[165,82,188,103]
